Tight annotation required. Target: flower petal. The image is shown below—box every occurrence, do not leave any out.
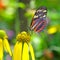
[0,39,3,60]
[4,40,8,52]
[47,26,57,34]
[3,39,12,56]
[29,43,35,60]
[13,41,22,60]
[22,42,29,60]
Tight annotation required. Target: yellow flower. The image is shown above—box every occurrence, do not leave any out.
[0,30,12,60]
[47,26,57,34]
[13,31,35,60]
[0,39,3,60]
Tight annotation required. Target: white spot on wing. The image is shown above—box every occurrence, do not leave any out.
[37,10,42,12]
[43,10,46,12]
[34,15,38,18]
[43,15,46,17]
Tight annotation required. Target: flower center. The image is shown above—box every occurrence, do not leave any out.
[16,31,30,43]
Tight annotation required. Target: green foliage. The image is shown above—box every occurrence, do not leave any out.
[18,2,26,9]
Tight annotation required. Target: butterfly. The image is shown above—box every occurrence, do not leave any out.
[30,6,47,33]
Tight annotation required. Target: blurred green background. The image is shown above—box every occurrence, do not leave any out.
[0,0,60,60]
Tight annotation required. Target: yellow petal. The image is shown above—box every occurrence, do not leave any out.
[4,41,8,52]
[13,41,22,60]
[3,39,12,56]
[47,26,57,34]
[0,39,3,60]
[22,42,29,60]
[29,43,35,60]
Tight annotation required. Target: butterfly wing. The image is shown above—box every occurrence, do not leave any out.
[30,6,47,33]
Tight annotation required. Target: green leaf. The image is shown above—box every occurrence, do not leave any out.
[18,2,26,9]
